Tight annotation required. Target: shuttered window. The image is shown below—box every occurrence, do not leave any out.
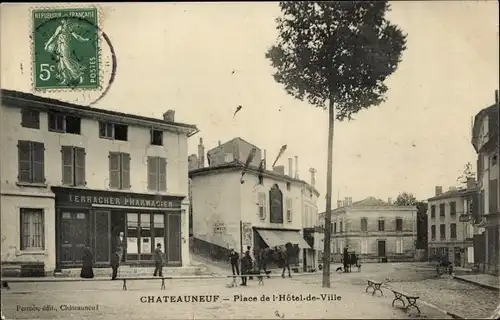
[258,192,266,220]
[109,152,131,190]
[147,156,167,192]
[20,208,44,250]
[18,141,45,183]
[61,146,86,186]
[285,198,292,222]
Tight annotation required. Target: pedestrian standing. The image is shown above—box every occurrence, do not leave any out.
[110,251,120,280]
[281,246,291,278]
[245,246,254,280]
[343,245,350,273]
[153,243,164,277]
[229,249,240,277]
[80,245,94,279]
[259,247,271,278]
[240,251,252,286]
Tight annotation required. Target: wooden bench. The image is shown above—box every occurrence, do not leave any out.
[118,276,172,291]
[390,288,420,315]
[365,279,383,296]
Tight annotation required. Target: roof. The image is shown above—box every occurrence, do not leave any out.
[318,196,415,215]
[207,137,260,154]
[189,160,320,196]
[1,89,199,136]
[427,187,478,202]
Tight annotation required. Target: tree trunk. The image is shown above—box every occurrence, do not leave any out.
[322,97,335,288]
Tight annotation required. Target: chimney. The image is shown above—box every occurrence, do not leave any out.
[294,156,299,179]
[198,138,205,168]
[309,168,316,187]
[388,197,392,205]
[288,158,293,177]
[435,186,443,196]
[273,165,285,175]
[218,140,221,146]
[163,110,175,122]
[466,178,476,189]
[263,150,267,169]
[337,200,344,208]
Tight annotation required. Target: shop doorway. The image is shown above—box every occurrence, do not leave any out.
[60,211,88,266]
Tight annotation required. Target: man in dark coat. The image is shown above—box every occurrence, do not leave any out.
[113,231,126,263]
[259,247,271,278]
[110,251,120,280]
[80,245,94,279]
[153,243,164,277]
[281,245,292,278]
[343,245,350,273]
[229,249,240,277]
[240,251,252,286]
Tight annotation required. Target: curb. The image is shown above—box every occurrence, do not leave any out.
[452,276,500,292]
[380,283,467,319]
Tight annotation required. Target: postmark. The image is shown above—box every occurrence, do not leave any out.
[30,5,116,105]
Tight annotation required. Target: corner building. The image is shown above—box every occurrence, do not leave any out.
[0,90,198,273]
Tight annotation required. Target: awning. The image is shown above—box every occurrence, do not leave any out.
[255,229,312,249]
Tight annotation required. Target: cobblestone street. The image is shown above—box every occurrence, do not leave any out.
[3,276,413,320]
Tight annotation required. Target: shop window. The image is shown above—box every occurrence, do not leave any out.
[127,213,164,261]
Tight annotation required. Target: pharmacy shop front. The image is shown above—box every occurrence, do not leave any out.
[52,187,184,269]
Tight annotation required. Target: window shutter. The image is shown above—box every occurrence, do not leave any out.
[121,153,131,190]
[158,157,167,192]
[109,153,120,189]
[32,142,45,183]
[61,146,74,185]
[18,141,31,182]
[147,157,158,191]
[74,147,86,186]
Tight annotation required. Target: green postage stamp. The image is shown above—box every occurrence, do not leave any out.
[32,7,100,91]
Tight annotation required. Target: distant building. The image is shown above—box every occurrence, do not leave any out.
[471,98,499,276]
[189,138,320,271]
[0,89,198,274]
[427,181,479,268]
[317,197,417,263]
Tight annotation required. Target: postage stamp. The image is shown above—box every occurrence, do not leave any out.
[31,7,101,91]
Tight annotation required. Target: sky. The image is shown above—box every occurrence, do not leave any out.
[1,2,499,212]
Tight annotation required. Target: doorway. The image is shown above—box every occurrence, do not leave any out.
[60,211,88,266]
[377,240,386,257]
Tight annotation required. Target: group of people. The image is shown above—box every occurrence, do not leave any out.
[80,231,166,280]
[228,244,293,286]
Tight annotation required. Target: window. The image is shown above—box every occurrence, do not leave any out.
[258,175,264,185]
[491,154,497,166]
[396,218,403,231]
[61,146,86,186]
[258,192,267,220]
[109,152,131,190]
[450,223,457,239]
[440,224,446,239]
[439,203,445,217]
[126,213,156,261]
[378,219,385,231]
[150,129,163,146]
[20,208,44,250]
[431,205,436,218]
[21,109,40,129]
[396,239,404,254]
[431,225,436,240]
[286,182,291,191]
[449,202,456,216]
[360,239,368,254]
[48,112,81,134]
[285,197,292,222]
[339,220,343,232]
[333,222,337,233]
[360,218,367,232]
[18,141,45,184]
[489,179,498,215]
[148,156,167,192]
[99,122,128,141]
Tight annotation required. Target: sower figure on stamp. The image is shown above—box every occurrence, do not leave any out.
[229,249,240,278]
[153,243,164,277]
